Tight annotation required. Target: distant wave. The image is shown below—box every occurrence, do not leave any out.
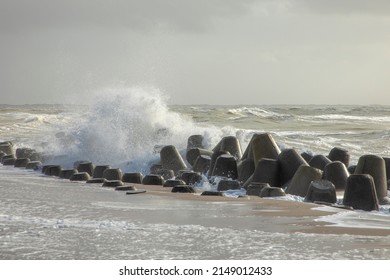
[302,114,390,123]
[227,107,292,121]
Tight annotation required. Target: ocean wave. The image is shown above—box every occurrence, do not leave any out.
[302,114,390,123]
[227,107,292,121]
[40,86,248,172]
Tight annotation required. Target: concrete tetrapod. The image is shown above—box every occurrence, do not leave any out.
[237,158,255,184]
[14,158,30,168]
[211,154,238,180]
[220,136,242,160]
[251,158,280,187]
[323,161,349,190]
[15,148,35,159]
[156,169,175,180]
[179,171,203,185]
[259,186,286,198]
[278,149,309,187]
[285,165,323,197]
[70,172,91,182]
[192,155,211,174]
[186,148,213,167]
[44,165,62,177]
[343,174,379,211]
[187,134,204,151]
[142,175,164,185]
[304,180,337,204]
[160,145,187,175]
[122,173,144,184]
[59,169,77,179]
[217,179,241,191]
[103,168,122,181]
[77,162,95,176]
[25,161,41,170]
[0,143,14,156]
[92,165,110,178]
[247,182,270,196]
[163,179,186,188]
[251,133,281,167]
[354,155,390,205]
[328,147,350,167]
[309,155,332,171]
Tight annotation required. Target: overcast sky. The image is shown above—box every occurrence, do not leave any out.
[1,0,390,105]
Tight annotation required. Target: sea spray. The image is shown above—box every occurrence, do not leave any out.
[42,86,249,172]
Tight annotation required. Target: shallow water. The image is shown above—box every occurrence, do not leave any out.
[1,166,390,260]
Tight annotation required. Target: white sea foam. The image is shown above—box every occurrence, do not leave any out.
[314,209,390,230]
[228,107,292,120]
[301,114,390,123]
[41,86,250,172]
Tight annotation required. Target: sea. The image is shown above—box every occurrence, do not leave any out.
[1,86,390,259]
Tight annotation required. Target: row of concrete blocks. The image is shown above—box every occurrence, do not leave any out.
[0,151,206,194]
[157,133,390,211]
[0,142,218,193]
[3,133,390,210]
[0,145,279,197]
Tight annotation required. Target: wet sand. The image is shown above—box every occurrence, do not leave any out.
[136,183,390,237]
[1,166,390,259]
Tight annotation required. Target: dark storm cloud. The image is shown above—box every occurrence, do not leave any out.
[0,0,255,32]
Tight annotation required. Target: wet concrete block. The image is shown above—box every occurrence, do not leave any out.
[69,172,90,181]
[102,168,122,181]
[25,161,42,170]
[14,158,30,168]
[304,180,337,204]
[92,165,111,178]
[323,161,349,190]
[285,165,323,197]
[211,154,238,179]
[354,155,390,205]
[156,169,175,180]
[246,182,270,196]
[251,133,281,166]
[328,147,350,167]
[171,185,196,193]
[76,162,95,176]
[259,186,286,198]
[278,149,309,186]
[309,154,332,171]
[142,175,164,185]
[179,171,203,185]
[102,180,124,187]
[122,172,144,184]
[217,179,241,191]
[163,179,186,188]
[160,145,187,174]
[343,174,379,211]
[192,155,212,174]
[44,165,62,177]
[186,148,213,167]
[237,158,255,184]
[59,169,77,179]
[252,158,280,187]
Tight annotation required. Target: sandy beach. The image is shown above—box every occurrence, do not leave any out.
[132,183,390,237]
[2,165,390,259]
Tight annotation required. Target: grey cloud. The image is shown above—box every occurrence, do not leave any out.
[0,0,255,32]
[292,0,390,15]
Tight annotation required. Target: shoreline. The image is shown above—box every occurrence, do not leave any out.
[1,165,390,259]
[129,182,390,237]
